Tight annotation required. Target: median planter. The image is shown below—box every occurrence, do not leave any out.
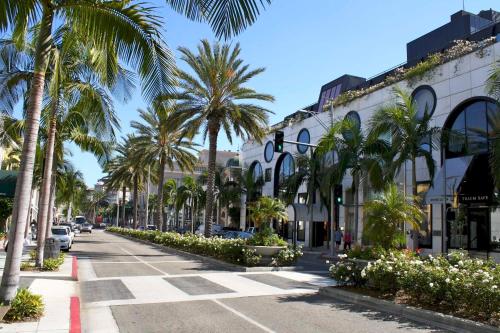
[0,305,10,321]
[245,245,286,265]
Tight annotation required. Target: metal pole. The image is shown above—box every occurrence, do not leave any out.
[442,156,447,254]
[330,187,336,257]
[116,192,120,227]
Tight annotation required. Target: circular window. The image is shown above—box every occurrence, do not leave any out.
[342,111,361,140]
[264,141,274,162]
[412,85,436,120]
[296,128,310,154]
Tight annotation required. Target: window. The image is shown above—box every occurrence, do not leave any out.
[297,193,307,204]
[250,161,263,184]
[412,85,436,120]
[274,153,295,198]
[342,111,361,140]
[265,168,272,182]
[297,129,310,154]
[417,182,432,248]
[264,141,274,162]
[445,99,499,159]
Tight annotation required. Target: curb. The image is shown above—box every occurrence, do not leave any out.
[69,296,81,333]
[318,286,500,333]
[71,256,78,281]
[108,232,300,273]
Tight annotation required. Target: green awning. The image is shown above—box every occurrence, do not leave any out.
[0,170,18,198]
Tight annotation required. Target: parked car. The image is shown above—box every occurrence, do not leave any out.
[223,231,253,240]
[80,223,93,233]
[75,216,86,230]
[51,226,72,251]
[195,224,223,236]
[246,227,257,234]
[146,225,158,231]
[59,225,75,242]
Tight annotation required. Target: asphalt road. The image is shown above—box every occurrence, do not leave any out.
[73,230,449,333]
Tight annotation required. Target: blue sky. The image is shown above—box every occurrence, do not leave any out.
[65,0,499,186]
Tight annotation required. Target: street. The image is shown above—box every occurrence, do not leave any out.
[73,230,448,333]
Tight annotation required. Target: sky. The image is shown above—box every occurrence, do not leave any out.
[62,0,500,186]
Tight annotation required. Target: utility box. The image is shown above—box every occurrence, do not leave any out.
[43,238,60,259]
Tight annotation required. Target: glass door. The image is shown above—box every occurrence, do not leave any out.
[467,208,489,251]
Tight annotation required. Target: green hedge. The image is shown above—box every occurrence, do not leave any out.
[107,227,259,266]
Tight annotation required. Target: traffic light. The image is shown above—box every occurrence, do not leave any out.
[334,184,343,205]
[274,131,284,153]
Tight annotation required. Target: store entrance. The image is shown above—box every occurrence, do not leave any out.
[468,208,489,251]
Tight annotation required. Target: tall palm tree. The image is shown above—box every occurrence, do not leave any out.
[131,103,197,231]
[163,179,179,229]
[317,118,389,242]
[368,87,441,198]
[176,176,205,232]
[56,164,86,221]
[176,40,274,236]
[0,1,176,302]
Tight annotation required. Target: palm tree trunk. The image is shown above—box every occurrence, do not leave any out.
[45,176,56,239]
[0,6,54,303]
[121,186,126,227]
[133,175,139,229]
[411,157,419,250]
[156,157,166,230]
[192,200,197,233]
[204,125,219,237]
[35,114,57,267]
[67,201,72,222]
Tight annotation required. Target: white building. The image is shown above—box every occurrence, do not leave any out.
[240,9,500,259]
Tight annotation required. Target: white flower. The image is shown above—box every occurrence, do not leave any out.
[458,260,464,266]
[361,269,366,278]
[429,283,434,288]
[344,277,350,281]
[483,279,489,283]
[347,266,352,271]
[492,285,497,289]
[445,278,450,283]
[325,260,330,264]
[387,266,393,272]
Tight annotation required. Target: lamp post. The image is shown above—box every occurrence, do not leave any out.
[296,110,337,257]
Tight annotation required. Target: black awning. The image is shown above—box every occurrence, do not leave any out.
[0,170,17,198]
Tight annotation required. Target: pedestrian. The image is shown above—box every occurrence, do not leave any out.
[334,228,343,251]
[344,229,352,251]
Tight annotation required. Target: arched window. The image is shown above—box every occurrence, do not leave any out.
[444,98,499,159]
[412,85,437,120]
[342,111,361,140]
[274,153,295,197]
[296,129,310,154]
[249,161,263,184]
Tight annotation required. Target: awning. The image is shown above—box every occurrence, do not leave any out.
[0,170,17,198]
[424,156,473,204]
[286,203,329,222]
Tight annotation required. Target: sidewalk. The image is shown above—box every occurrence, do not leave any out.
[0,243,79,333]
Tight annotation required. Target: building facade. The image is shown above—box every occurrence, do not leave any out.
[240,10,500,259]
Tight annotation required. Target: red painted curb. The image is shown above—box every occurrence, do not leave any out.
[71,256,78,281]
[70,296,81,333]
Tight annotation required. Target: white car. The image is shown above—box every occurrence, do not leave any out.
[61,226,75,242]
[80,223,93,233]
[51,226,72,251]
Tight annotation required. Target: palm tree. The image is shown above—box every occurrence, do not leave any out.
[176,176,205,232]
[364,184,424,249]
[131,103,197,231]
[247,196,288,230]
[0,1,176,302]
[176,40,274,236]
[486,64,500,188]
[317,118,389,242]
[56,164,86,221]
[368,87,441,198]
[163,179,179,230]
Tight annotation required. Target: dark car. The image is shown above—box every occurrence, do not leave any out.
[146,225,158,231]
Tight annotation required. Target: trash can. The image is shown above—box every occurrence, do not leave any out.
[44,238,60,259]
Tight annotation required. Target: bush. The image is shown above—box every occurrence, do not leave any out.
[108,227,293,267]
[4,289,44,322]
[247,227,287,246]
[329,260,365,286]
[360,251,500,322]
[42,254,65,271]
[271,246,303,267]
[20,262,35,271]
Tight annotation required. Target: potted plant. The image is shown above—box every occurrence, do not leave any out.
[246,197,288,263]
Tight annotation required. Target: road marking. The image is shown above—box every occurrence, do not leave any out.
[91,260,194,264]
[118,247,169,276]
[212,299,276,333]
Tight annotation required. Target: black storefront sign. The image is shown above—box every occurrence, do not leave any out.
[458,194,490,204]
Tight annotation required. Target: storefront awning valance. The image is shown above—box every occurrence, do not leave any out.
[286,203,329,222]
[424,156,473,204]
[0,170,17,198]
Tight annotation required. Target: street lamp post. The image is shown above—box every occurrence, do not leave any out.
[297,110,337,258]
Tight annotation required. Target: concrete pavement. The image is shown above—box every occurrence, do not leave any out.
[74,230,450,333]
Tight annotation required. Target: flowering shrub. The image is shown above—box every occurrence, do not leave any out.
[361,250,500,323]
[241,248,261,267]
[271,246,303,267]
[329,259,365,286]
